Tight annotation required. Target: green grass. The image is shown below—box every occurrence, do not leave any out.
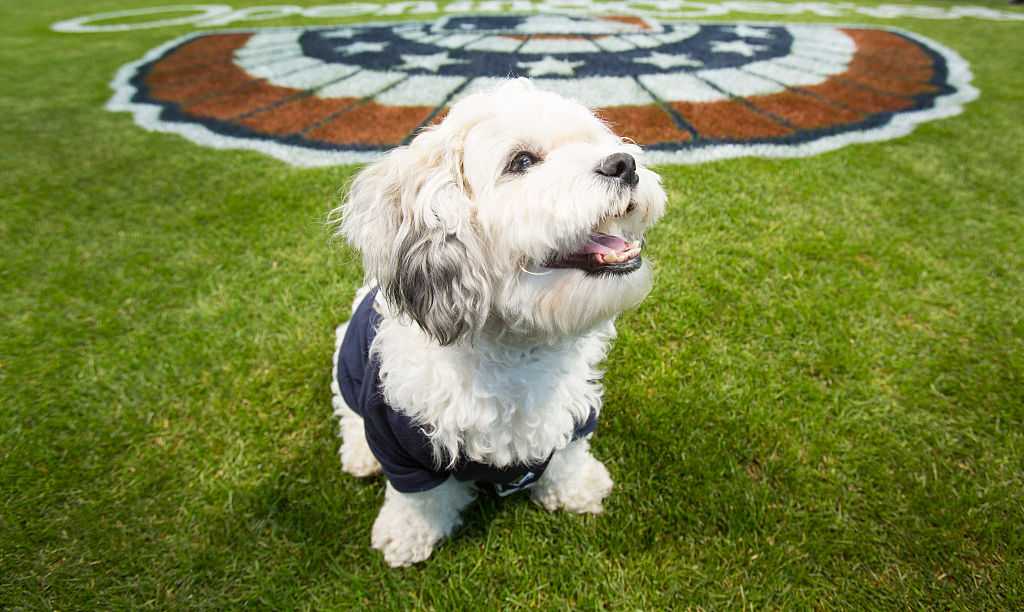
[3,1,1024,609]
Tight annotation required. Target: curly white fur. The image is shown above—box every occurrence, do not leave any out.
[330,78,666,567]
[530,437,613,514]
[373,313,613,468]
[372,479,476,567]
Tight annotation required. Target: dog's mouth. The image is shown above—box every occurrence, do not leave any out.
[543,232,643,275]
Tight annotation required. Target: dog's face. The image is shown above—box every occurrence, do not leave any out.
[339,78,666,344]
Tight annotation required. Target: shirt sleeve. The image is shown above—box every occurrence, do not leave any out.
[358,359,449,494]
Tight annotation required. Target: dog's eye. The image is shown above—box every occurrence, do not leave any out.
[506,151,540,174]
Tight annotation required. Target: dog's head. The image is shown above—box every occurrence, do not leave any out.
[338,78,666,344]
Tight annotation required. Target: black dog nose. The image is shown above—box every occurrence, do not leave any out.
[596,153,638,186]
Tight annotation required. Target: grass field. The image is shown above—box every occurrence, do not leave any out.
[3,1,1023,609]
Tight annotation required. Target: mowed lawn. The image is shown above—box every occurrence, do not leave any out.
[2,1,1023,609]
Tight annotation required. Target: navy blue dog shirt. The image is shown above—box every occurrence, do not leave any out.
[335,288,598,495]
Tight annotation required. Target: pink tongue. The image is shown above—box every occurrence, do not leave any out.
[581,233,628,255]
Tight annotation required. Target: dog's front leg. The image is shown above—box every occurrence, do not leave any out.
[531,438,613,514]
[371,478,475,567]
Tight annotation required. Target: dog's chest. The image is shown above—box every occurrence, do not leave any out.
[375,320,612,466]
[474,346,596,409]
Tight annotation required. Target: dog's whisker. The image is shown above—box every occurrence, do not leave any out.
[519,263,552,276]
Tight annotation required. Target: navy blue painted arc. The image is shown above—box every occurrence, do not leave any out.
[298,20,796,80]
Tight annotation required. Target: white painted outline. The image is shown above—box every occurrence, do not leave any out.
[106,20,977,168]
[52,5,232,33]
[52,2,1024,33]
[106,28,382,166]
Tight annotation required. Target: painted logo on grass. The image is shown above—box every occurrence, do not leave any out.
[108,15,977,166]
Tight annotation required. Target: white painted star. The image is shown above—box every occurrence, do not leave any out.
[322,28,357,39]
[634,52,703,70]
[397,51,468,73]
[517,55,585,77]
[337,41,388,55]
[727,25,774,39]
[710,40,767,57]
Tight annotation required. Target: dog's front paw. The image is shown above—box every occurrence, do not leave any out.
[531,439,613,514]
[370,480,474,567]
[371,503,445,567]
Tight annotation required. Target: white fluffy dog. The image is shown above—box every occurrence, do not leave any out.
[329,78,666,567]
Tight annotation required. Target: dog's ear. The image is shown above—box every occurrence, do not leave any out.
[337,127,490,346]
